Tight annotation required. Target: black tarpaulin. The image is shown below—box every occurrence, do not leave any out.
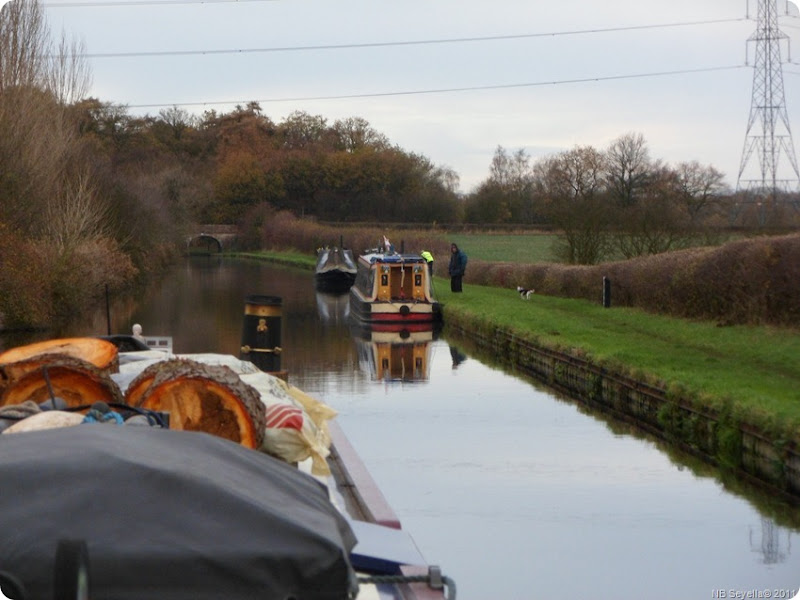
[0,426,358,600]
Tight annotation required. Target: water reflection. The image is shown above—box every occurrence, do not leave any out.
[449,345,467,369]
[751,518,793,564]
[315,292,351,326]
[352,324,434,382]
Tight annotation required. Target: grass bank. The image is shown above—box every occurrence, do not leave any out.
[236,251,317,270]
[434,278,800,440]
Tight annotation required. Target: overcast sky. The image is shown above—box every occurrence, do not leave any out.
[6,0,800,193]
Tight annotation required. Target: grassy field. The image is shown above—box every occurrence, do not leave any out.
[443,232,560,263]
[241,234,562,264]
[443,231,735,265]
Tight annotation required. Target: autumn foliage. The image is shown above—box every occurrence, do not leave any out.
[2,2,799,333]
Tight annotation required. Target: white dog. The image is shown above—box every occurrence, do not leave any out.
[516,286,535,300]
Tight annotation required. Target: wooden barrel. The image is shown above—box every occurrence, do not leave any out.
[240,295,282,372]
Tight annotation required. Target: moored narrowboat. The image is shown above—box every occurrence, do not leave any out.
[349,251,440,326]
[315,246,357,293]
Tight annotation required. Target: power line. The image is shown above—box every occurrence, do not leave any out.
[69,18,745,59]
[119,64,746,109]
[44,0,277,6]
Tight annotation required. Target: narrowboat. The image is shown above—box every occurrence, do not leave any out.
[0,337,455,600]
[315,246,357,293]
[349,251,439,326]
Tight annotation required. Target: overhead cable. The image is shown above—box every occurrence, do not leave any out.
[44,0,277,6]
[66,18,745,59]
[119,64,747,109]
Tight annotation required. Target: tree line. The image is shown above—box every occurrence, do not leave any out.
[467,136,800,264]
[0,1,462,327]
[1,0,797,329]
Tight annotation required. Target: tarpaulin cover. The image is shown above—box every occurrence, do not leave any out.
[0,425,358,600]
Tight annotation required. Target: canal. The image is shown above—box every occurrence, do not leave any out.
[3,256,800,600]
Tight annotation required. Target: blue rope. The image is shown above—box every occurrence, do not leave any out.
[82,408,124,425]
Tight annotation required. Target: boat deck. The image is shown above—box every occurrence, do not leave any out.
[324,422,449,600]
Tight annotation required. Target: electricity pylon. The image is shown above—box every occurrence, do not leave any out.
[736,0,800,201]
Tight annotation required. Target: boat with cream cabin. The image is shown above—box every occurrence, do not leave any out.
[349,246,440,327]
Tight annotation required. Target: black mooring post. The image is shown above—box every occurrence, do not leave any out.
[602,276,611,308]
[240,295,282,372]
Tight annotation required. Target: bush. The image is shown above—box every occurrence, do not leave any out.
[46,237,138,322]
[0,228,138,329]
[0,226,51,328]
[457,232,800,327]
[250,214,800,327]
[515,233,800,326]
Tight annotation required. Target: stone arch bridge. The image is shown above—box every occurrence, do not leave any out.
[186,225,239,253]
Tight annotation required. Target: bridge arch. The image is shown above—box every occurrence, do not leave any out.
[187,233,223,253]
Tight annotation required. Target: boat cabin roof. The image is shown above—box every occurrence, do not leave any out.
[359,252,427,265]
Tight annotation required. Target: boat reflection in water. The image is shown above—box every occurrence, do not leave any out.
[351,323,436,383]
[315,291,351,326]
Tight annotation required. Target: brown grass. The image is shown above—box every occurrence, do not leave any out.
[248,207,454,273]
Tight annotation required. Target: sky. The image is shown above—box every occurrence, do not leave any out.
[4,0,800,193]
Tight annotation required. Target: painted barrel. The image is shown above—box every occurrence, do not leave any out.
[240,295,282,372]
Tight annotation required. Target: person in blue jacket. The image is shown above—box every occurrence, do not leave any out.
[448,243,467,293]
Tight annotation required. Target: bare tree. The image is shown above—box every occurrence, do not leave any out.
[547,145,605,199]
[1,0,89,101]
[435,164,460,195]
[0,0,91,233]
[538,146,612,264]
[487,146,536,222]
[332,116,389,152]
[45,170,111,252]
[46,31,91,104]
[158,105,195,141]
[605,132,652,207]
[674,160,728,224]
[0,0,48,93]
[489,146,531,187]
[612,165,689,258]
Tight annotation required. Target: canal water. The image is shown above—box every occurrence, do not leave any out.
[4,256,800,600]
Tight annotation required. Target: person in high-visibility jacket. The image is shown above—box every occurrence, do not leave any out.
[420,250,434,277]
